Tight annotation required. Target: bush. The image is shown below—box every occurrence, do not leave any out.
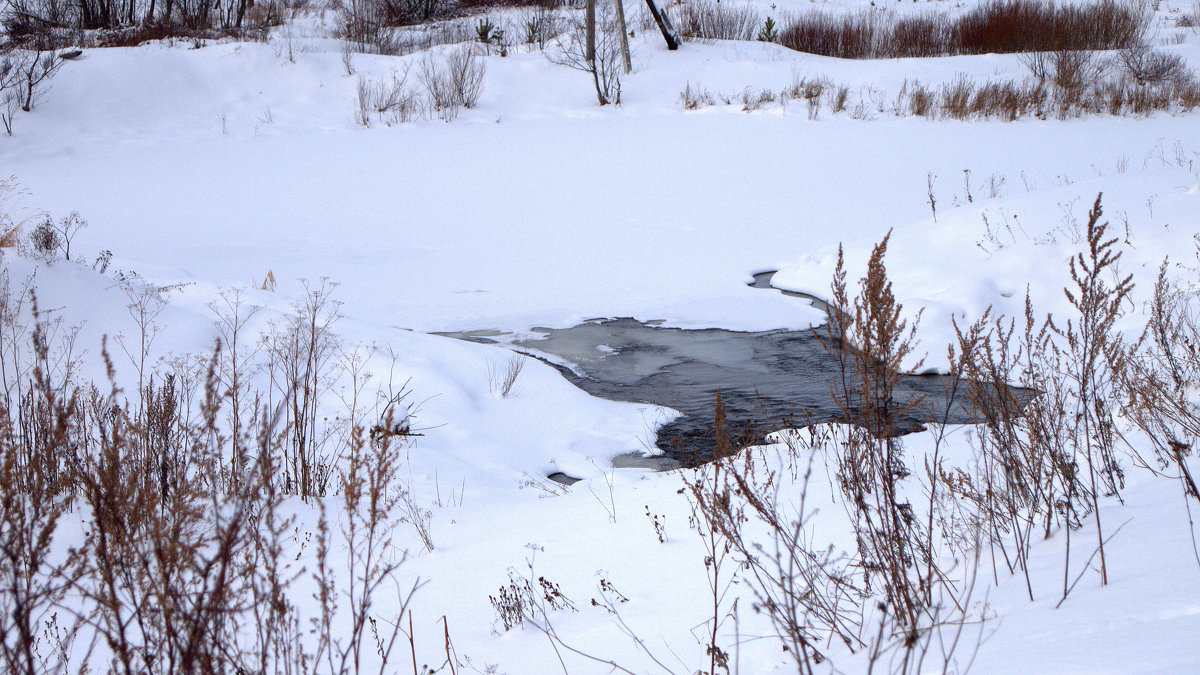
[546,1,625,106]
[890,15,947,57]
[356,68,422,126]
[26,215,60,261]
[678,0,761,42]
[776,0,1148,59]
[778,11,879,59]
[420,44,486,120]
[1119,45,1190,84]
[518,6,560,49]
[953,0,1146,53]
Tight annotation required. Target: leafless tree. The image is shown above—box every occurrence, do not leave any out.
[549,0,624,105]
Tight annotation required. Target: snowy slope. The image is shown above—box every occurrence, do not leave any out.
[2,1,1199,671]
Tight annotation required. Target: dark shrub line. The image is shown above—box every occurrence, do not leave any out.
[680,0,1152,59]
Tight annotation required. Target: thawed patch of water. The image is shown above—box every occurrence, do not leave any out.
[441,271,983,467]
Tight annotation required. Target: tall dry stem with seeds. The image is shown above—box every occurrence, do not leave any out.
[824,234,930,641]
[1058,193,1132,587]
[1122,256,1200,570]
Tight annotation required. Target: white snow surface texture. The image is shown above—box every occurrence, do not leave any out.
[2,0,1199,671]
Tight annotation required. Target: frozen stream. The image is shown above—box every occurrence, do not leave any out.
[443,272,989,469]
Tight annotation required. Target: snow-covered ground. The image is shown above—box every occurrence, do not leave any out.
[2,0,1199,671]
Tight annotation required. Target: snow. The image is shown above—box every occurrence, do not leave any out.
[2,0,1200,671]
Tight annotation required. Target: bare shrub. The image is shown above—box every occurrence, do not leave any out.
[388,17,477,56]
[338,0,405,54]
[1122,258,1200,567]
[1,90,17,136]
[547,0,624,106]
[1,47,64,113]
[1,56,22,136]
[355,74,371,126]
[421,45,486,121]
[670,67,1198,122]
[957,300,1079,600]
[953,0,1146,54]
[337,0,451,34]
[1052,49,1109,94]
[484,561,663,674]
[0,303,85,675]
[25,215,60,262]
[263,279,342,499]
[309,369,422,671]
[459,0,557,9]
[1019,50,1053,81]
[0,179,23,246]
[710,68,1195,122]
[823,235,930,636]
[1118,44,1190,84]
[487,353,525,398]
[954,195,1141,604]
[0,203,432,670]
[356,67,422,126]
[778,11,879,59]
[66,357,419,674]
[519,6,560,49]
[969,79,1046,121]
[207,288,261,481]
[890,14,947,58]
[18,212,85,263]
[677,0,761,41]
[777,0,1147,59]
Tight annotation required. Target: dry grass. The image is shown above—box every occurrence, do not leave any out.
[0,185,30,241]
[488,353,525,398]
[679,80,717,109]
[682,65,1199,121]
[685,195,1200,671]
[0,261,425,672]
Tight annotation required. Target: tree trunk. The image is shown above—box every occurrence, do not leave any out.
[644,0,680,50]
[613,0,631,74]
[585,0,596,64]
